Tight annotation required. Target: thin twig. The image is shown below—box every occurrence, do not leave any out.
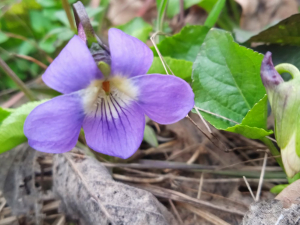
[150,31,169,74]
[179,203,231,225]
[256,152,268,201]
[243,176,255,201]
[13,53,48,69]
[168,200,184,225]
[194,106,239,124]
[134,184,246,216]
[194,107,213,134]
[0,57,36,101]
[113,174,165,183]
[197,173,204,199]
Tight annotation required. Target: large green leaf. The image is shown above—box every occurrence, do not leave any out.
[225,96,273,139]
[247,14,300,46]
[0,101,45,154]
[116,17,152,42]
[151,25,210,62]
[0,107,13,124]
[148,57,193,82]
[192,29,268,139]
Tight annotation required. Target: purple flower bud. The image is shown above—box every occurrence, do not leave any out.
[261,51,300,177]
[260,52,284,96]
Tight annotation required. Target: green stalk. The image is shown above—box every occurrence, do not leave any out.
[156,0,168,43]
[62,0,76,31]
[0,57,36,101]
[259,136,284,170]
[204,0,226,28]
[275,63,300,79]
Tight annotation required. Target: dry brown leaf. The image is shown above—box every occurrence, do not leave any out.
[235,0,298,31]
[275,179,300,208]
[53,153,177,225]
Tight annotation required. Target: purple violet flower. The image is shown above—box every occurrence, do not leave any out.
[24,28,194,159]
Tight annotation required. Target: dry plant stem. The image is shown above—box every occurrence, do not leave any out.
[259,136,283,169]
[168,200,183,225]
[134,184,245,216]
[179,203,231,225]
[64,154,116,225]
[255,152,268,202]
[13,54,48,69]
[197,173,204,199]
[243,176,255,201]
[62,0,76,31]
[178,0,185,27]
[0,57,36,101]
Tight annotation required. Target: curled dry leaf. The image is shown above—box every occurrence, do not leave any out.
[0,144,42,224]
[235,0,298,31]
[53,153,177,225]
[275,179,300,208]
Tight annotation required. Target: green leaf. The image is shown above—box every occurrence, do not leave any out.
[156,0,168,31]
[116,17,152,42]
[204,0,226,28]
[0,31,8,44]
[0,107,13,124]
[225,96,273,139]
[18,41,36,55]
[192,29,268,138]
[85,7,104,18]
[148,57,193,82]
[29,10,52,34]
[167,0,201,18]
[270,184,289,194]
[288,172,300,183]
[247,14,300,46]
[54,10,70,27]
[36,0,57,7]
[152,25,210,62]
[166,0,218,17]
[198,0,218,12]
[143,125,158,147]
[0,101,46,154]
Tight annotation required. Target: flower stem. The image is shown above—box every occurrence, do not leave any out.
[62,0,76,31]
[0,57,36,101]
[275,63,300,79]
[259,136,284,170]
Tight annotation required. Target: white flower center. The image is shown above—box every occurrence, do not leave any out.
[82,76,139,120]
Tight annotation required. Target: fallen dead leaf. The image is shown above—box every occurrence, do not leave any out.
[235,0,298,31]
[275,179,300,208]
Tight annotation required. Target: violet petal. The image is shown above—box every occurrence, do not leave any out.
[42,35,103,94]
[24,93,85,153]
[83,100,145,159]
[109,28,153,78]
[131,74,195,124]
